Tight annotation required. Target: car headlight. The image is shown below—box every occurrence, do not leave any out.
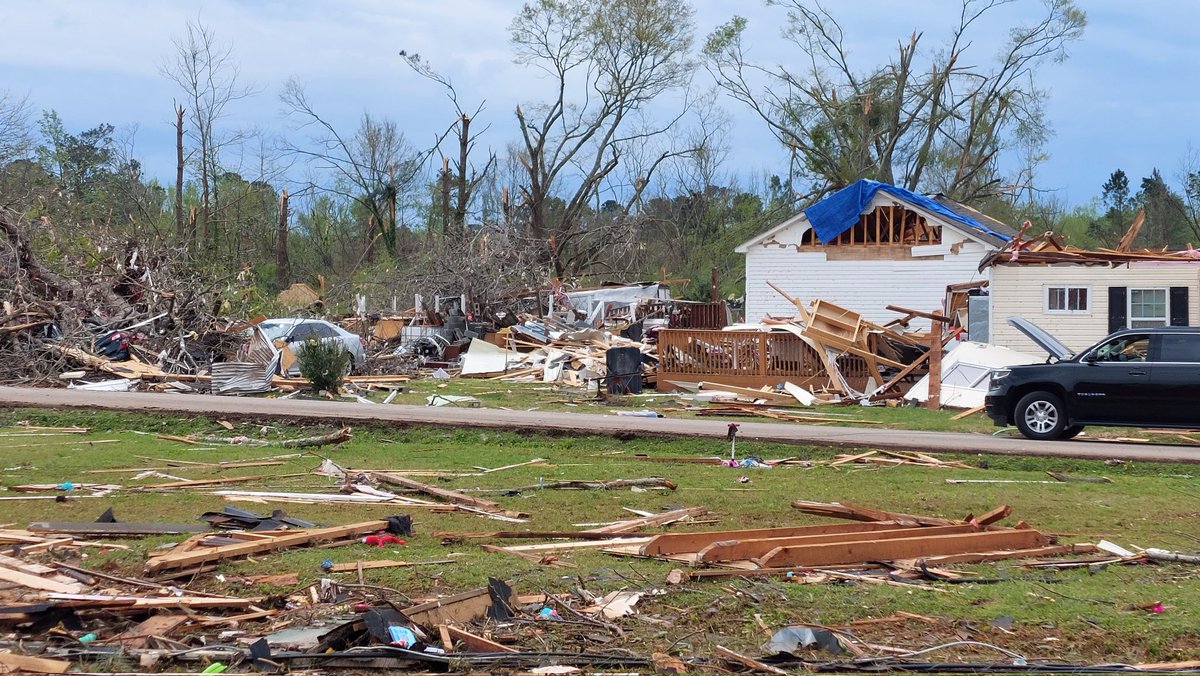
[989,369,1011,388]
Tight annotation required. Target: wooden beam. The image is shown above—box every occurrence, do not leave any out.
[28,522,206,536]
[790,500,961,526]
[146,520,390,573]
[927,319,943,410]
[871,351,930,396]
[696,524,975,563]
[639,521,907,557]
[886,305,952,323]
[442,625,517,653]
[755,529,1048,568]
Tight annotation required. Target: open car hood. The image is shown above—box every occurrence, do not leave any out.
[1006,316,1074,360]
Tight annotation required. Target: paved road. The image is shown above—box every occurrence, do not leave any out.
[1,385,1196,464]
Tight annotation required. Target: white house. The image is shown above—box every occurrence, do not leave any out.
[736,180,1016,327]
[983,241,1199,353]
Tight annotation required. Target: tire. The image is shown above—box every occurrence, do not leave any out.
[1014,390,1068,440]
[343,353,356,376]
[1061,425,1085,440]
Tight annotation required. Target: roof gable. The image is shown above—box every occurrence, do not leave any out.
[736,182,1013,253]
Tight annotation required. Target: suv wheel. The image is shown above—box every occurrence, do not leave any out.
[1014,391,1068,440]
[1061,425,1085,440]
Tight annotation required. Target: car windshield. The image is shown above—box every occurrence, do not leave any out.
[259,321,301,341]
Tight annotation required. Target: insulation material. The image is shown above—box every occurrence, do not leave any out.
[904,341,1042,408]
[460,338,524,376]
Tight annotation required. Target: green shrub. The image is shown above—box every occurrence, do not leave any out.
[296,339,349,393]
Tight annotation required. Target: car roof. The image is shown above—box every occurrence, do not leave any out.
[1109,327,1200,335]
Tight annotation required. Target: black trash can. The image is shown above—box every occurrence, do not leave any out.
[606,346,643,395]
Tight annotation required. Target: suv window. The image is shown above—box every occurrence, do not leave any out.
[309,323,338,339]
[1159,334,1200,362]
[1090,334,1150,363]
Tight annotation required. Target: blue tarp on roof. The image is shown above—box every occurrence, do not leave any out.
[802,179,1010,245]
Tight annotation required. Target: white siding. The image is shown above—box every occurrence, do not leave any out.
[990,263,1200,353]
[744,231,992,326]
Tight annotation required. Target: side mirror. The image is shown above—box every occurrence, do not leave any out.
[1084,353,1098,364]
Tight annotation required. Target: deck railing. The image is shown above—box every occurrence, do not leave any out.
[656,329,872,390]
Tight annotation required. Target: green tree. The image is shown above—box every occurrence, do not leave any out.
[1135,169,1191,249]
[1087,169,1131,245]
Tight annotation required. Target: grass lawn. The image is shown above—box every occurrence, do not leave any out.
[377,378,1191,443]
[2,405,1199,666]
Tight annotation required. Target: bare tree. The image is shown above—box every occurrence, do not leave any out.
[704,0,1086,203]
[508,0,698,279]
[0,91,32,165]
[173,102,186,242]
[280,79,422,257]
[402,53,497,241]
[161,20,254,253]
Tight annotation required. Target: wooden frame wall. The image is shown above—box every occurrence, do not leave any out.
[799,205,941,248]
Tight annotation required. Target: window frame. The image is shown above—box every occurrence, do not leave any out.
[1128,287,1170,329]
[1044,284,1091,315]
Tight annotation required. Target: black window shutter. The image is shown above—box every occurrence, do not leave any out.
[1170,286,1189,326]
[1108,287,1127,333]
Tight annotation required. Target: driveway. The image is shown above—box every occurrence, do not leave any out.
[0,385,1196,463]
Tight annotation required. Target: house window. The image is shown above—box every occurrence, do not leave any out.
[1129,288,1169,328]
[1046,286,1089,314]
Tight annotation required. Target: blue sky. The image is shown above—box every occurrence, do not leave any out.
[1,0,1196,209]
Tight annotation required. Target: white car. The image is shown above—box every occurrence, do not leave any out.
[259,318,366,375]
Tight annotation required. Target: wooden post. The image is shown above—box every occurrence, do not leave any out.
[710,267,719,303]
[926,317,942,409]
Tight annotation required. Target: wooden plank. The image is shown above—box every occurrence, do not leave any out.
[696,525,975,563]
[973,505,1012,526]
[146,520,390,573]
[896,543,1097,567]
[503,537,654,554]
[638,521,907,557]
[584,507,709,535]
[108,614,188,648]
[443,625,517,653]
[790,500,960,527]
[44,593,254,609]
[327,559,453,572]
[950,405,985,420]
[0,566,82,593]
[871,351,930,396]
[28,522,206,536]
[0,653,70,674]
[402,585,513,627]
[697,382,794,402]
[756,529,1048,568]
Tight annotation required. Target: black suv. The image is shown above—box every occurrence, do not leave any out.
[985,318,1200,440]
